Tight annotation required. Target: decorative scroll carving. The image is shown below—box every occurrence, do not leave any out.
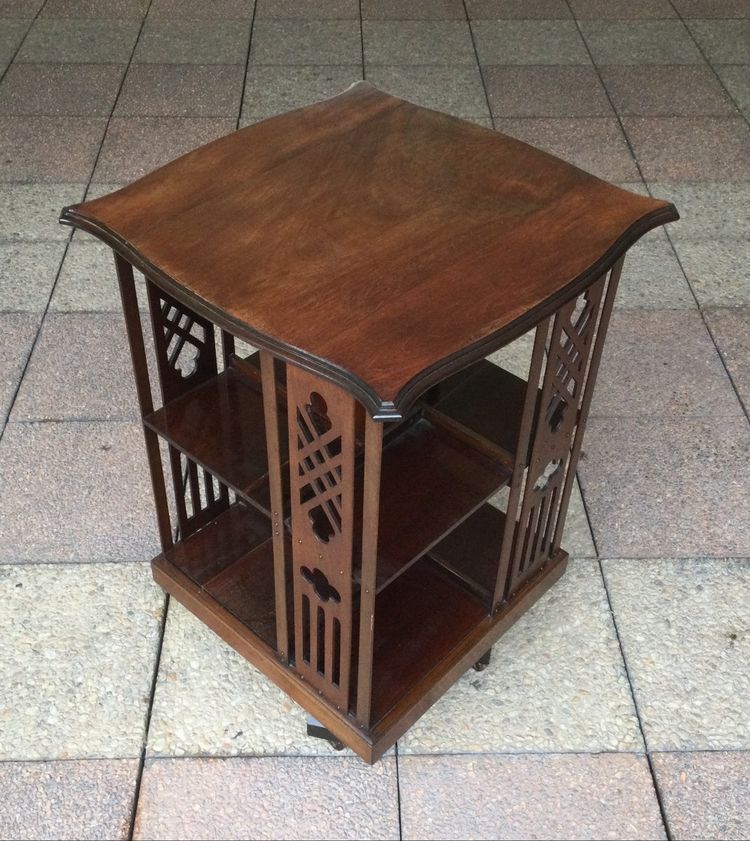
[286,366,355,710]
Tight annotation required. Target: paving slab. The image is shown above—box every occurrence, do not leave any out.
[147,0,256,17]
[616,233,695,308]
[0,313,40,423]
[652,751,750,841]
[0,1,43,16]
[16,19,141,63]
[0,183,85,241]
[715,64,750,118]
[472,20,590,65]
[673,0,750,15]
[686,19,750,64]
[674,239,750,306]
[40,0,149,17]
[0,562,164,759]
[467,0,571,17]
[134,756,400,840]
[603,558,750,750]
[250,20,362,65]
[580,21,703,65]
[0,420,160,563]
[704,306,750,410]
[0,759,138,841]
[399,753,666,840]
[649,182,750,242]
[579,415,750,557]
[257,0,360,17]
[570,0,676,17]
[134,20,251,64]
[399,560,643,754]
[0,18,29,65]
[364,20,476,65]
[363,0,464,18]
[0,241,66,311]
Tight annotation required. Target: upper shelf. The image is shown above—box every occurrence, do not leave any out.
[60,82,678,419]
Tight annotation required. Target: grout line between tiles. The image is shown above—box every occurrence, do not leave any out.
[0,11,42,87]
[460,5,495,128]
[395,741,404,840]
[358,0,366,80]
[234,0,258,130]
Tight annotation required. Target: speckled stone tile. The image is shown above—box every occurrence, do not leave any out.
[603,559,750,750]
[570,0,676,17]
[134,20,251,64]
[673,0,750,14]
[258,0,360,17]
[716,65,750,118]
[0,183,85,241]
[116,64,244,118]
[0,313,40,423]
[649,182,750,242]
[0,1,43,17]
[485,65,613,117]
[592,309,740,417]
[148,0,255,17]
[600,65,736,115]
[616,233,695,308]
[363,0,465,18]
[466,0,571,18]
[399,754,666,840]
[652,751,750,841]
[705,307,750,410]
[365,65,489,118]
[0,62,126,116]
[0,19,29,65]
[93,117,234,182]
[687,19,750,64]
[399,560,643,754]
[241,65,357,123]
[580,21,703,65]
[10,313,142,421]
[0,421,160,563]
[0,241,66,311]
[0,116,105,182]
[16,19,141,63]
[579,416,750,557]
[134,756,400,840]
[149,602,362,757]
[250,20,362,65]
[0,562,165,759]
[494,118,640,181]
[40,0,148,17]
[472,20,590,65]
[0,759,138,841]
[675,240,750,306]
[624,117,750,181]
[364,21,476,65]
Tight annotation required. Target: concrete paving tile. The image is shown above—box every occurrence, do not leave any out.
[134,20,251,64]
[363,0,465,18]
[148,602,359,757]
[652,751,750,840]
[40,0,148,17]
[0,18,30,64]
[17,19,141,63]
[0,313,39,423]
[94,116,234,182]
[716,64,750,118]
[600,64,736,115]
[675,240,750,306]
[399,560,643,754]
[673,0,750,14]
[0,241,66,311]
[485,65,612,117]
[0,0,44,15]
[0,62,126,116]
[134,756,400,840]
[472,20,589,64]
[0,562,165,759]
[570,0,676,17]
[250,20,362,65]
[11,313,142,421]
[494,117,640,181]
[364,21,475,65]
[625,116,750,181]
[591,309,741,417]
[704,306,750,410]
[687,19,750,64]
[365,65,489,118]
[0,759,138,841]
[0,421,160,563]
[0,183,85,241]
[116,64,244,118]
[616,233,696,308]
[399,753,666,840]
[257,0,360,18]
[579,416,750,557]
[603,558,750,750]
[580,21,704,65]
[148,0,256,18]
[241,65,355,121]
[650,182,750,242]
[467,0,571,18]
[0,116,105,182]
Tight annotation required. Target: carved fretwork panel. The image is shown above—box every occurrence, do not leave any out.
[506,275,608,596]
[171,450,230,539]
[286,366,356,710]
[146,281,218,404]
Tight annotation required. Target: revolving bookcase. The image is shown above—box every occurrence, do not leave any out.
[60,82,678,763]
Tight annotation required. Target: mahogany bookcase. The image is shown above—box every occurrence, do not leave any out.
[60,82,677,763]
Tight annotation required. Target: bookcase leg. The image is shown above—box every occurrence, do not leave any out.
[472,649,492,672]
[306,715,345,751]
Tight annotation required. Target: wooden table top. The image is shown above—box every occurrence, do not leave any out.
[61,82,677,419]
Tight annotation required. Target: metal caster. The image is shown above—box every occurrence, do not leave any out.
[472,649,492,672]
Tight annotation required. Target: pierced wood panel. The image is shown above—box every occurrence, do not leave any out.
[286,366,356,710]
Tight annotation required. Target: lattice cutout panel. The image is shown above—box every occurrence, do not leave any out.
[286,366,355,710]
[506,275,607,595]
[171,450,230,539]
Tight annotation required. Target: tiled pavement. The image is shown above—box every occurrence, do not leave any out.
[1,0,749,839]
